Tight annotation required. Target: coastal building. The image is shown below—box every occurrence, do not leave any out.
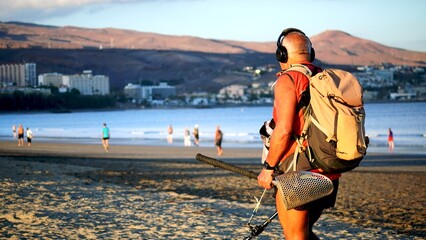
[151,82,176,100]
[0,63,37,87]
[184,91,216,107]
[39,70,110,95]
[25,63,37,86]
[69,71,110,95]
[218,84,247,99]
[354,69,394,88]
[124,82,176,103]
[390,83,417,100]
[38,73,63,87]
[123,83,143,102]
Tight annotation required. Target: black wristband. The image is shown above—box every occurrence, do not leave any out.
[263,161,275,170]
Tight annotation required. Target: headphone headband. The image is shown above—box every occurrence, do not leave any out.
[275,28,315,63]
[276,28,306,48]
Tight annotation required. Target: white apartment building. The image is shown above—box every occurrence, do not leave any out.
[69,71,110,95]
[38,70,110,95]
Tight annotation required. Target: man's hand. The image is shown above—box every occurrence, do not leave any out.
[257,168,275,189]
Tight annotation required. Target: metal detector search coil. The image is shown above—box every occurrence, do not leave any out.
[274,171,334,210]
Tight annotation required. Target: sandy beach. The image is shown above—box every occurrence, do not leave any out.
[0,140,425,239]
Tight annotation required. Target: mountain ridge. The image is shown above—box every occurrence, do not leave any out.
[310,30,425,66]
[1,21,425,66]
[0,22,425,94]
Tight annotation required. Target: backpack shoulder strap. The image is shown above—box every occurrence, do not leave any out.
[286,64,312,78]
[271,64,312,90]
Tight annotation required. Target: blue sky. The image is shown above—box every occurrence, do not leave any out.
[0,0,425,52]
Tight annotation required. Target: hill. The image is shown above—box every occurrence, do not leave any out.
[0,22,425,93]
[310,30,425,66]
[0,21,273,54]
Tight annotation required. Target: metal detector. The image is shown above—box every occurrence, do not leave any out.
[195,153,334,239]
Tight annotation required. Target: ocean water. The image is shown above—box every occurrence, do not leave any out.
[1,102,425,153]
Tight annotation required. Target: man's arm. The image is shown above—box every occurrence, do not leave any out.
[258,75,297,189]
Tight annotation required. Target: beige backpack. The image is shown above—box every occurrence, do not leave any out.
[288,64,368,173]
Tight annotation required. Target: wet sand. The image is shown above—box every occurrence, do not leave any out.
[0,141,425,239]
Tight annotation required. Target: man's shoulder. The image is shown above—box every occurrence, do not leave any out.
[288,63,324,78]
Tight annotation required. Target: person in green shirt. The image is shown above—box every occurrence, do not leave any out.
[101,123,110,152]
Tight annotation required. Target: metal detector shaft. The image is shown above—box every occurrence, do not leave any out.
[195,153,258,179]
[195,153,278,185]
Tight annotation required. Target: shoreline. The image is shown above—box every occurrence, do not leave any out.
[0,99,425,114]
[1,140,425,171]
[0,141,425,238]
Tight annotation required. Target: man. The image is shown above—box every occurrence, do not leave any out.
[257,28,340,239]
[17,124,24,147]
[101,123,110,152]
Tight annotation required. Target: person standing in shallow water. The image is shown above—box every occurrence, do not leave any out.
[193,124,200,146]
[102,123,110,152]
[388,128,394,152]
[214,125,223,156]
[12,125,17,139]
[184,127,192,147]
[17,124,24,147]
[167,124,173,144]
[26,127,34,147]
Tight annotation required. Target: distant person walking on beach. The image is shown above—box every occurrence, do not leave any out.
[12,125,17,139]
[257,28,340,239]
[388,128,394,152]
[102,123,110,152]
[167,124,173,144]
[193,124,200,146]
[26,127,34,147]
[214,125,223,156]
[17,124,24,146]
[184,127,192,147]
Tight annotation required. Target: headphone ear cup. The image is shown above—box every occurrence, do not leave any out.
[276,46,288,63]
[310,47,315,62]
